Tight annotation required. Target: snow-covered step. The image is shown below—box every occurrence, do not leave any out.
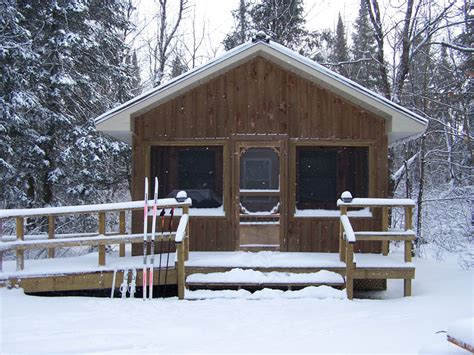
[186,268,345,289]
[185,286,347,300]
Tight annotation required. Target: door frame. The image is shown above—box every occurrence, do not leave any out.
[231,134,288,250]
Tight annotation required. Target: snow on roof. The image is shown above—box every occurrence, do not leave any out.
[95,39,428,144]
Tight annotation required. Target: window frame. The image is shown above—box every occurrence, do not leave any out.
[290,140,374,215]
[146,140,227,214]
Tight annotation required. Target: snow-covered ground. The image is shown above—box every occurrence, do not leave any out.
[1,253,472,354]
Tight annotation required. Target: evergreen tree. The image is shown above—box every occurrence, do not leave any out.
[351,0,379,90]
[328,13,350,77]
[1,0,139,208]
[249,0,306,48]
[223,0,252,50]
[224,0,306,50]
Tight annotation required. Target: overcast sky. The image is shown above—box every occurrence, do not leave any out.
[135,0,362,85]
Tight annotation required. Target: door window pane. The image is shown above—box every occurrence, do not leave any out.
[240,148,279,190]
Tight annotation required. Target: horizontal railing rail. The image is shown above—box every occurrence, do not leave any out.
[0,199,191,284]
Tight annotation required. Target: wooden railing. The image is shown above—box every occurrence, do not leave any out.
[338,197,416,300]
[0,198,191,298]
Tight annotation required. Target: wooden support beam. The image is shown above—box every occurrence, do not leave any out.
[119,211,126,257]
[183,205,190,261]
[404,207,413,298]
[404,279,412,297]
[381,206,389,255]
[48,216,55,258]
[345,242,354,300]
[339,206,347,262]
[176,242,185,300]
[98,212,106,266]
[16,217,24,271]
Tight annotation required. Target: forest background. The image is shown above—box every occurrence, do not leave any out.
[1,0,472,266]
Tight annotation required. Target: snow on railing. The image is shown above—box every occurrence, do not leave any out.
[338,192,416,300]
[339,215,356,243]
[0,198,191,299]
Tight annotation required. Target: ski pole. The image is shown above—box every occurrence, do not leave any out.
[163,208,174,297]
[111,265,117,298]
[156,209,166,297]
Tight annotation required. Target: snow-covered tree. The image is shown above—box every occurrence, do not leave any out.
[328,13,350,77]
[351,0,379,90]
[1,0,139,210]
[224,0,306,50]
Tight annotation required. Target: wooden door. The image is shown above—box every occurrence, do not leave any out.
[233,138,287,250]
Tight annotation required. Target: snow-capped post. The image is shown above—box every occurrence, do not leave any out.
[175,190,187,203]
[341,191,353,203]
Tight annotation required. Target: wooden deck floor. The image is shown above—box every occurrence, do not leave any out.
[0,251,415,295]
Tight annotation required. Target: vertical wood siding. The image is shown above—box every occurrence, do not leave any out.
[132,56,387,253]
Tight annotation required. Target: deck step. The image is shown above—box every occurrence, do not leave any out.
[185,285,347,300]
[238,244,280,252]
[186,268,345,290]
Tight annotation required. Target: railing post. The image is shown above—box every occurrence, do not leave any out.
[119,210,126,257]
[176,242,185,300]
[48,216,55,258]
[339,206,347,262]
[346,242,354,300]
[382,206,389,255]
[404,206,413,296]
[183,206,190,261]
[98,212,106,266]
[16,217,24,271]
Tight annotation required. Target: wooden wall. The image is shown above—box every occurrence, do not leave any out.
[131,56,388,254]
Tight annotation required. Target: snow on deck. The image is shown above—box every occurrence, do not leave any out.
[186,268,344,285]
[186,251,414,269]
[185,285,347,300]
[0,250,414,280]
[0,251,176,279]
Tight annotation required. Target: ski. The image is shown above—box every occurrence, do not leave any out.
[120,269,129,299]
[142,177,149,301]
[148,177,159,299]
[163,208,174,297]
[129,269,137,299]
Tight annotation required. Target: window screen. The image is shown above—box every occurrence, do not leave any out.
[150,146,223,208]
[296,147,368,209]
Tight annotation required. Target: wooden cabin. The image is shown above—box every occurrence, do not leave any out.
[95,36,426,255]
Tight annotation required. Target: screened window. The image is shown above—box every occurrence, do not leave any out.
[150,146,223,208]
[296,146,368,210]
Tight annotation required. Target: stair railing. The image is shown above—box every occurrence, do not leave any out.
[338,194,416,299]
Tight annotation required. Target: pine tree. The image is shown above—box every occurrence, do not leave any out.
[351,0,379,90]
[223,0,252,50]
[328,13,350,77]
[224,0,306,50]
[1,0,138,208]
[249,0,306,48]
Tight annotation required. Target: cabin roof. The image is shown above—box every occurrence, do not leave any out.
[95,39,428,144]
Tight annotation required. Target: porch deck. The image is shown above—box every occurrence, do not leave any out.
[0,250,414,295]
